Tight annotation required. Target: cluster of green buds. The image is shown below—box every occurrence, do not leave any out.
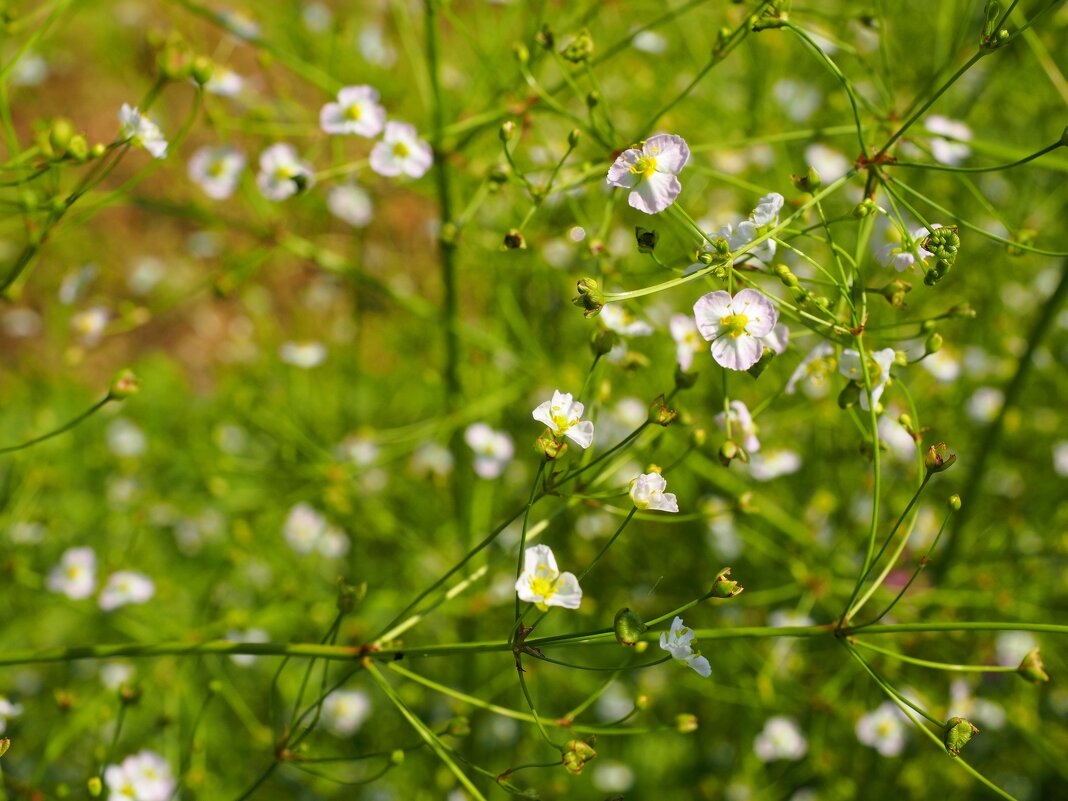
[943,717,980,757]
[980,1,1010,50]
[572,277,604,318]
[561,739,596,774]
[37,116,104,164]
[923,226,960,286]
[560,29,593,64]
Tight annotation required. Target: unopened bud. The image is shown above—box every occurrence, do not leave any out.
[109,369,141,400]
[90,143,107,159]
[499,121,516,142]
[119,683,142,705]
[635,226,659,253]
[68,135,89,162]
[567,128,582,149]
[0,738,9,759]
[690,428,706,447]
[591,328,619,357]
[87,776,101,797]
[948,303,976,319]
[773,263,799,288]
[561,29,593,63]
[791,165,822,193]
[513,42,529,64]
[503,229,526,250]
[49,117,76,156]
[614,608,647,646]
[191,55,214,85]
[851,198,879,218]
[561,739,596,774]
[711,567,743,598]
[948,494,962,511]
[448,716,471,736]
[943,717,979,757]
[586,90,600,109]
[718,439,743,467]
[1017,647,1049,683]
[880,278,912,308]
[390,749,405,765]
[925,332,943,355]
[675,713,698,733]
[924,441,956,474]
[572,277,604,318]
[648,394,677,426]
[159,42,193,80]
[535,429,568,460]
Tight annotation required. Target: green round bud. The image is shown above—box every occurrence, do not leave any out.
[948,494,962,511]
[67,135,89,162]
[108,369,141,400]
[1017,647,1049,683]
[87,776,102,797]
[499,120,516,142]
[943,717,979,757]
[567,128,582,148]
[512,42,529,64]
[191,55,214,85]
[613,608,647,646]
[718,439,740,466]
[390,749,405,765]
[925,332,943,354]
[49,117,75,156]
[90,143,107,159]
[159,43,193,80]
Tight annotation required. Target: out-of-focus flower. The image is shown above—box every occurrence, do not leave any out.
[369,122,433,179]
[606,134,690,214]
[107,419,147,458]
[464,423,514,479]
[257,144,314,200]
[715,401,760,452]
[320,85,386,137]
[322,690,372,736]
[279,340,326,368]
[99,571,155,611]
[670,314,704,371]
[119,104,168,159]
[629,472,679,512]
[925,115,972,165]
[188,145,246,199]
[600,304,653,336]
[804,143,850,182]
[282,503,349,557]
[47,547,97,600]
[71,306,109,347]
[226,629,270,666]
[0,697,23,735]
[754,716,808,762]
[515,544,582,611]
[786,342,836,397]
[104,750,175,801]
[205,67,244,97]
[327,185,373,227]
[856,702,908,756]
[839,347,895,410]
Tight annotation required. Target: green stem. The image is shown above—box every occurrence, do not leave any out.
[850,639,1018,673]
[0,395,112,455]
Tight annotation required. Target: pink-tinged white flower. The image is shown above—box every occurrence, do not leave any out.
[751,192,784,227]
[754,716,808,762]
[714,401,760,452]
[188,145,246,199]
[320,85,386,137]
[925,115,972,165]
[409,441,454,478]
[119,104,167,159]
[515,544,582,612]
[71,306,109,347]
[761,322,789,355]
[715,220,775,264]
[876,224,938,272]
[204,67,244,97]
[99,571,155,611]
[322,690,372,736]
[670,314,704,371]
[659,616,711,677]
[47,546,97,600]
[104,750,175,801]
[600,304,653,337]
[855,701,908,756]
[693,289,778,371]
[839,347,895,411]
[257,143,314,201]
[629,472,678,512]
[464,423,515,479]
[282,503,349,557]
[748,449,802,481]
[532,390,595,449]
[107,419,146,458]
[279,340,326,368]
[327,185,373,227]
[369,121,433,179]
[785,342,836,397]
[606,133,689,214]
[0,696,23,735]
[227,628,270,666]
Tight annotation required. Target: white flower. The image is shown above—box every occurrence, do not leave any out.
[605,133,689,214]
[876,224,937,272]
[358,24,397,67]
[107,418,147,458]
[71,306,109,346]
[99,571,155,611]
[369,121,433,179]
[532,390,595,449]
[714,401,759,452]
[320,85,386,137]
[322,690,372,736]
[629,472,679,512]
[772,79,821,123]
[921,349,961,383]
[47,546,97,600]
[761,322,789,355]
[804,143,850,182]
[464,423,514,479]
[515,544,582,612]
[715,219,776,264]
[751,192,784,227]
[1054,441,1068,478]
[768,609,815,628]
[0,696,23,735]
[669,314,704,371]
[693,289,778,371]
[188,145,246,199]
[785,342,836,397]
[658,616,710,677]
[204,67,244,97]
[256,143,314,201]
[925,115,972,165]
[327,184,373,227]
[279,340,326,368]
[839,347,895,411]
[600,304,653,337]
[119,104,167,159]
[227,628,270,666]
[282,503,348,557]
[748,449,802,481]
[967,387,1003,423]
[995,631,1037,667]
[856,701,907,756]
[631,30,668,54]
[948,679,1006,730]
[753,716,808,762]
[100,662,135,690]
[410,441,454,478]
[104,750,175,801]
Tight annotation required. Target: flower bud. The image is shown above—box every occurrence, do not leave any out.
[87,776,102,797]
[390,749,405,765]
[614,608,647,646]
[690,428,707,447]
[503,229,526,250]
[567,128,582,149]
[499,121,516,143]
[591,328,619,357]
[924,442,956,474]
[561,29,593,64]
[635,226,659,253]
[512,42,529,64]
[675,714,698,733]
[791,165,822,193]
[948,494,962,511]
[851,198,879,218]
[159,42,194,80]
[448,716,471,736]
[0,738,9,759]
[535,429,568,460]
[67,135,89,162]
[711,567,743,598]
[925,332,943,355]
[90,143,107,159]
[119,683,142,705]
[773,263,799,288]
[634,694,650,711]
[49,117,76,156]
[586,90,600,109]
[337,578,364,613]
[108,369,141,400]
[718,439,744,467]
[561,739,596,775]
[648,394,677,426]
[982,0,1001,40]
[572,277,604,318]
[943,717,979,757]
[948,303,976,319]
[1007,229,1037,257]
[191,55,214,85]
[1017,647,1049,683]
[535,24,555,50]
[879,278,912,308]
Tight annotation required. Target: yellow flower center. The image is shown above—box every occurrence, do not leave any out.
[208,160,226,178]
[530,575,557,611]
[719,313,750,338]
[550,409,572,432]
[344,103,363,121]
[629,155,657,178]
[392,141,410,158]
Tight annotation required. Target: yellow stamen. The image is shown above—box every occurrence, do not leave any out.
[343,103,363,121]
[719,313,750,338]
[392,141,410,158]
[629,155,657,179]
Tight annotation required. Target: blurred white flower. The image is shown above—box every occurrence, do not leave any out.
[227,628,270,666]
[279,340,326,368]
[532,390,595,449]
[593,760,636,793]
[205,67,244,97]
[257,144,314,201]
[2,308,42,338]
[1054,441,1068,478]
[464,423,514,479]
[104,750,175,801]
[839,347,895,411]
[370,121,433,179]
[875,223,938,272]
[659,616,711,677]
[282,503,349,557]
[629,472,679,512]
[693,289,778,371]
[99,571,155,611]
[47,547,97,600]
[320,85,386,137]
[856,701,907,756]
[748,449,802,481]
[515,544,582,611]
[410,441,454,478]
[805,143,850,182]
[768,609,814,628]
[921,349,961,383]
[338,433,379,466]
[107,419,147,458]
[966,387,1003,423]
[0,696,23,734]
[772,79,821,122]
[323,690,372,736]
[669,313,704,371]
[327,185,374,227]
[949,679,1006,730]
[358,24,397,67]
[631,30,668,54]
[754,716,808,762]
[128,256,166,296]
[188,145,246,199]
[786,342,836,397]
[600,304,653,337]
[100,662,135,690]
[71,306,109,347]
[925,115,972,165]
[59,263,98,304]
[119,104,168,159]
[9,521,45,544]
[715,400,760,452]
[606,133,689,214]
[761,322,790,354]
[10,53,47,86]
[302,1,333,32]
[995,631,1037,667]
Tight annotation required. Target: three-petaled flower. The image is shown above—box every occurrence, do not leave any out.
[606,134,690,214]
[515,544,582,611]
[629,471,679,512]
[659,616,710,676]
[532,390,595,449]
[320,85,386,138]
